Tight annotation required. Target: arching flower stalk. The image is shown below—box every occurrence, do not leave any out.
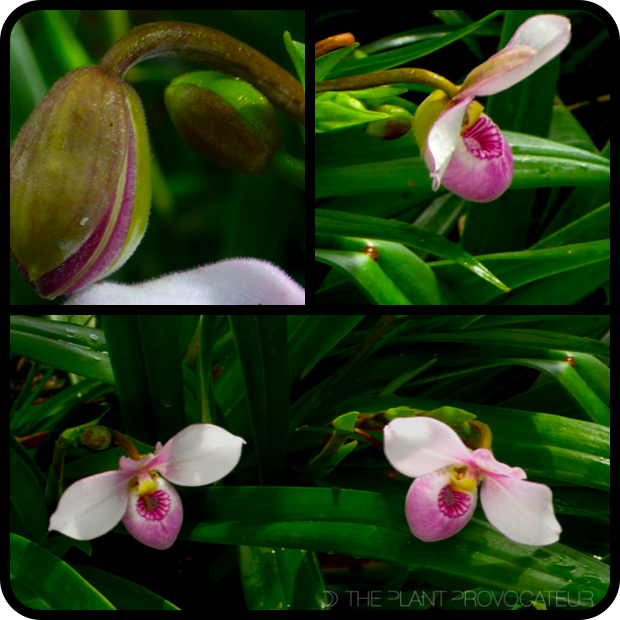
[315,14,571,202]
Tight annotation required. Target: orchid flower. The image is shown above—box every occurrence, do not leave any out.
[383,417,561,545]
[62,258,305,305]
[49,424,246,550]
[414,14,571,202]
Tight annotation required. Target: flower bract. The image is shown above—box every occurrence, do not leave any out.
[383,416,562,545]
[49,424,245,550]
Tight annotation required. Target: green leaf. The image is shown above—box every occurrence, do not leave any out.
[316,133,609,197]
[229,315,290,483]
[239,547,328,610]
[69,563,181,610]
[315,91,390,132]
[284,31,305,91]
[315,236,445,304]
[10,446,48,541]
[10,533,116,610]
[332,411,359,432]
[10,315,113,384]
[173,487,608,608]
[137,315,185,442]
[316,210,510,293]
[325,10,504,79]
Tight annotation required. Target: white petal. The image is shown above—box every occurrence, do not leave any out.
[64,259,305,305]
[480,473,562,545]
[149,424,246,487]
[424,98,471,189]
[384,417,474,478]
[507,14,572,66]
[49,470,131,540]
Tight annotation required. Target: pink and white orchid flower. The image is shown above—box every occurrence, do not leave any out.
[49,424,245,550]
[383,417,561,545]
[414,14,571,202]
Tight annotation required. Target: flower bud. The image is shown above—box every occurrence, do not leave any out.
[79,425,112,451]
[365,104,412,140]
[10,66,151,299]
[164,71,283,176]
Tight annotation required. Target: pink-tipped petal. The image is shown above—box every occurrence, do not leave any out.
[439,114,514,202]
[384,417,474,479]
[123,474,183,550]
[405,468,478,542]
[48,470,132,540]
[149,424,246,487]
[457,15,571,99]
[119,451,159,473]
[479,467,562,545]
[472,448,527,479]
[457,46,537,99]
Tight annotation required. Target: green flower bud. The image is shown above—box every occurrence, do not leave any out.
[79,425,112,450]
[365,104,413,140]
[164,71,283,176]
[10,66,151,300]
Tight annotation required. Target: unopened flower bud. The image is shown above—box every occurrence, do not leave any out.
[365,105,413,140]
[79,425,112,451]
[164,71,283,176]
[10,66,151,299]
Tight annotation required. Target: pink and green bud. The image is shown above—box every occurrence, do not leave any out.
[164,71,283,176]
[10,66,151,299]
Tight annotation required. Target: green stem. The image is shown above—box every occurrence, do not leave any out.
[100,21,305,126]
[271,151,305,190]
[315,68,459,99]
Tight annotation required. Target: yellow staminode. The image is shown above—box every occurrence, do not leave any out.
[462,100,484,131]
[449,467,477,493]
[137,477,159,496]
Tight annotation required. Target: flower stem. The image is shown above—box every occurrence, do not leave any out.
[468,420,493,450]
[271,151,305,189]
[315,33,356,59]
[315,68,459,99]
[99,21,305,126]
[109,429,141,460]
[353,428,384,450]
